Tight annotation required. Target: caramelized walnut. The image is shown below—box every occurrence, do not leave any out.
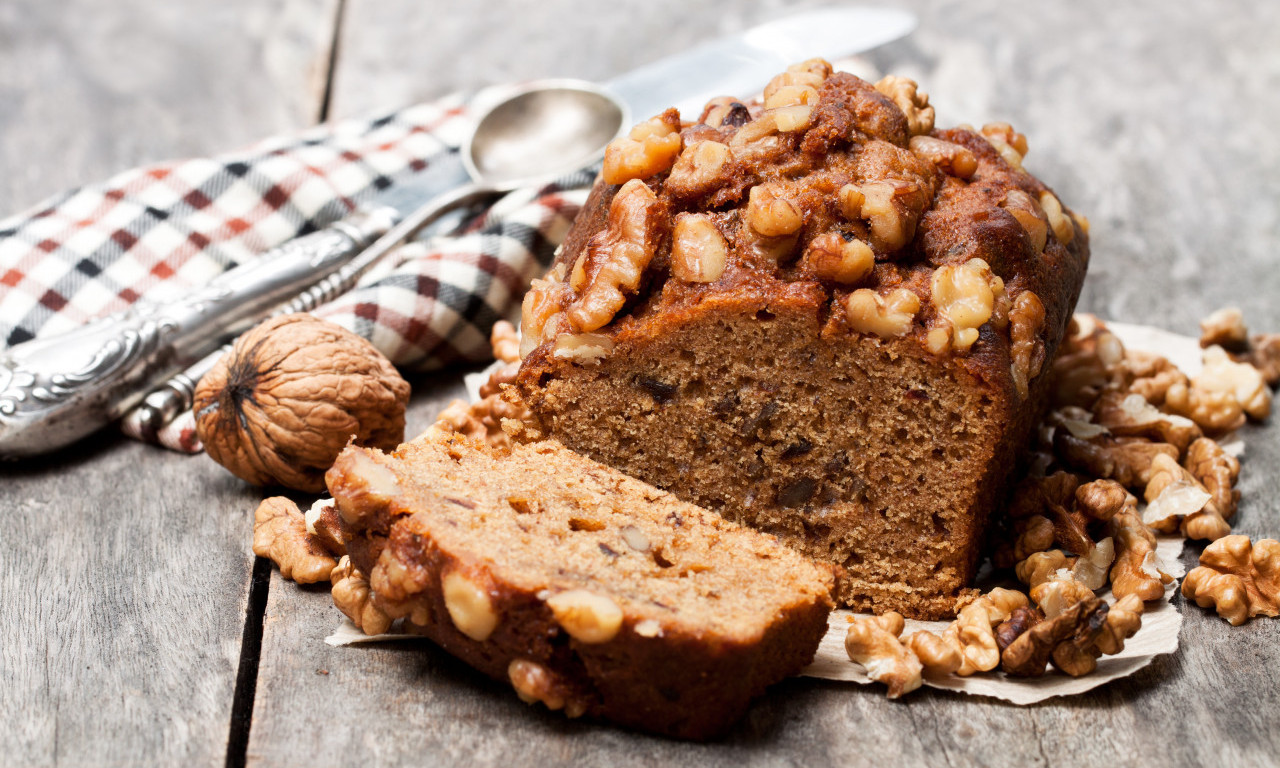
[845,288,921,338]
[566,179,664,332]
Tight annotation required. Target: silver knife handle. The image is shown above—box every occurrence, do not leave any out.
[0,207,398,458]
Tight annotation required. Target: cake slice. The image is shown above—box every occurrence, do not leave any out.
[513,62,1089,619]
[325,433,835,740]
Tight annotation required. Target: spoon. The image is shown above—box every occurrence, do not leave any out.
[0,80,628,456]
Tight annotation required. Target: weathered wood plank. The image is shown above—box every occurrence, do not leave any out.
[248,1,1280,765]
[0,0,339,215]
[0,1,339,764]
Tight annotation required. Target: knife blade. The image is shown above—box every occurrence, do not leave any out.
[0,7,916,458]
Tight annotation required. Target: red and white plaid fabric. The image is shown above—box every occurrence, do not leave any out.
[0,92,590,452]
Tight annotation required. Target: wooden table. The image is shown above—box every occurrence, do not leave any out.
[4,1,1279,765]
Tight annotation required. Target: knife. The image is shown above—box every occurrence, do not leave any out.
[0,6,916,458]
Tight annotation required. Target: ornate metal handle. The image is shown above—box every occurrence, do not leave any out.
[0,207,397,458]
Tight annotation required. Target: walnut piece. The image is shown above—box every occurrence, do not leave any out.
[1001,597,1103,677]
[670,213,728,283]
[518,264,570,358]
[1092,391,1201,454]
[1166,346,1272,431]
[904,630,962,676]
[601,112,682,185]
[490,320,520,364]
[1053,431,1178,490]
[1182,535,1280,625]
[194,315,410,492]
[442,570,500,641]
[1000,189,1049,252]
[1109,509,1173,602]
[1048,598,1111,676]
[995,606,1044,652]
[546,589,623,643]
[252,497,337,584]
[1143,453,1229,541]
[927,258,1007,355]
[909,135,976,179]
[1184,436,1241,522]
[803,232,874,284]
[980,122,1029,169]
[331,555,392,635]
[665,140,734,199]
[423,392,530,452]
[942,590,1026,676]
[845,288,921,338]
[565,179,663,332]
[1200,307,1249,352]
[747,183,803,237]
[875,75,935,136]
[845,612,923,698]
[1009,290,1047,399]
[508,659,588,718]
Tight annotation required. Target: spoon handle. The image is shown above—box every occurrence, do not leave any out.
[117,181,495,447]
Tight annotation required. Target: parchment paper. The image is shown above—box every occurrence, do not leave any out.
[328,322,1214,703]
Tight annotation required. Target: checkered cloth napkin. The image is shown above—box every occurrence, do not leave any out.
[0,92,591,452]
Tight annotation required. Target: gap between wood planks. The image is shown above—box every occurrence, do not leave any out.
[223,3,348,766]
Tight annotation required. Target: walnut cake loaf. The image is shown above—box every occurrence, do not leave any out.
[514,60,1089,619]
[325,433,835,740]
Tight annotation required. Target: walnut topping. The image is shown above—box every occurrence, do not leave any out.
[909,135,977,179]
[601,113,682,185]
[927,258,1006,354]
[844,180,917,253]
[746,184,803,237]
[844,612,923,698]
[331,555,392,635]
[1009,290,1047,399]
[441,570,500,641]
[519,267,571,358]
[546,589,623,643]
[552,332,615,364]
[803,232,874,284]
[1200,307,1249,352]
[508,659,587,718]
[566,179,663,332]
[845,288,921,338]
[665,140,733,199]
[981,122,1029,169]
[1039,191,1075,244]
[1000,189,1049,252]
[875,75,935,137]
[671,213,728,283]
[252,497,338,584]
[764,58,831,101]
[1182,535,1280,625]
[763,83,819,110]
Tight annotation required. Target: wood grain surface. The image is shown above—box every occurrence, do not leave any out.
[0,1,338,765]
[3,1,1279,766]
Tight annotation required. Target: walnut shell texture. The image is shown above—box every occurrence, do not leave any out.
[194,314,410,492]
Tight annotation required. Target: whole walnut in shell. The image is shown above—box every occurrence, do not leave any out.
[194,314,410,491]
